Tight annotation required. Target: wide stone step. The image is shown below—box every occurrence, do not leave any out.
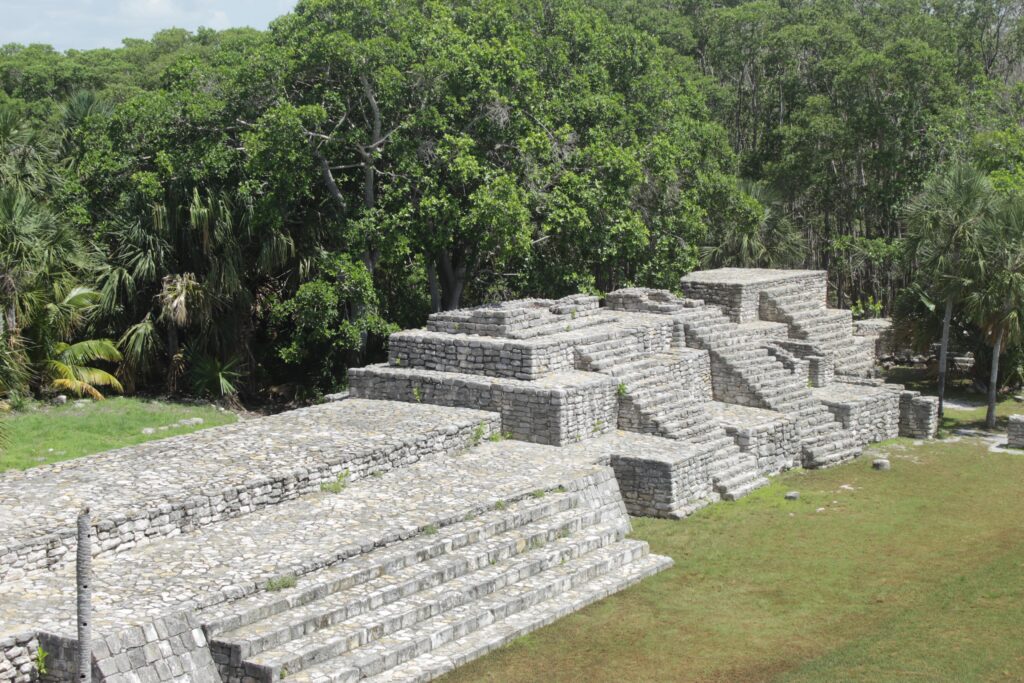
[271,542,667,683]
[200,492,598,638]
[209,509,626,666]
[225,522,634,682]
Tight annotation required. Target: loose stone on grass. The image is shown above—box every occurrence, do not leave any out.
[872,458,891,471]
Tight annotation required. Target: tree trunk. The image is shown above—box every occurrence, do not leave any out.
[426,258,441,313]
[987,327,1003,430]
[937,298,953,420]
[436,250,466,312]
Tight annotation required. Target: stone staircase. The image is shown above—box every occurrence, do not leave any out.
[674,304,861,469]
[576,339,767,501]
[760,288,875,377]
[200,474,669,683]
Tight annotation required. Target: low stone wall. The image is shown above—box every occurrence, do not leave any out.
[38,612,219,683]
[605,441,714,519]
[815,384,900,446]
[853,318,895,358]
[708,402,798,474]
[388,330,575,380]
[349,366,617,446]
[0,632,38,683]
[1009,415,1024,449]
[680,268,826,323]
[899,391,940,439]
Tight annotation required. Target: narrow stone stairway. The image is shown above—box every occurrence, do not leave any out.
[577,339,768,501]
[760,288,876,377]
[674,303,861,469]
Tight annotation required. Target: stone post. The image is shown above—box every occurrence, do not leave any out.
[76,507,92,683]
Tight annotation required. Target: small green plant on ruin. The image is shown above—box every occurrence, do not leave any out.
[35,647,48,675]
[423,524,438,535]
[592,419,606,433]
[617,382,628,397]
[393,355,401,366]
[531,489,546,499]
[470,422,488,445]
[494,500,507,511]
[412,386,422,403]
[320,469,350,494]
[280,666,288,680]
[487,430,513,442]
[266,575,298,592]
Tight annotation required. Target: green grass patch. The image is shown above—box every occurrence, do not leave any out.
[440,401,1024,683]
[265,575,297,592]
[0,397,236,472]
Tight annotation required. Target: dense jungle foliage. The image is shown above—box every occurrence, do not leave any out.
[0,0,1022,406]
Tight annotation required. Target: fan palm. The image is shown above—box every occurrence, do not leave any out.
[904,160,997,418]
[702,179,805,269]
[964,196,1024,429]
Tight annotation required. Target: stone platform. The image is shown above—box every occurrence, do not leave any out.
[0,400,501,583]
[0,404,671,683]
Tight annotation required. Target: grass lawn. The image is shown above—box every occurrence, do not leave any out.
[441,398,1024,683]
[0,397,237,472]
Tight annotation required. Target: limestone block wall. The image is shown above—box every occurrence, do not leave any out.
[349,366,617,446]
[853,318,895,358]
[816,386,900,446]
[39,612,219,683]
[707,403,798,474]
[388,330,575,380]
[680,269,826,323]
[0,632,38,683]
[899,391,940,439]
[609,452,712,519]
[1008,415,1024,448]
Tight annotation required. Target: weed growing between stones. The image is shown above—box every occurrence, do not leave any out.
[494,500,507,511]
[412,386,423,403]
[531,489,546,498]
[617,382,628,397]
[470,422,488,445]
[266,575,297,592]
[320,469,350,494]
[423,524,438,535]
[35,646,48,675]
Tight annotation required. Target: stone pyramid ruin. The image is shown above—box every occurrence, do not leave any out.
[0,268,938,683]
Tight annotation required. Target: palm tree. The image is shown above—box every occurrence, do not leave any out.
[26,287,124,400]
[43,339,123,399]
[904,160,997,419]
[702,179,805,269]
[964,196,1024,429]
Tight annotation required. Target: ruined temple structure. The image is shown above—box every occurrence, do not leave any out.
[0,269,938,683]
